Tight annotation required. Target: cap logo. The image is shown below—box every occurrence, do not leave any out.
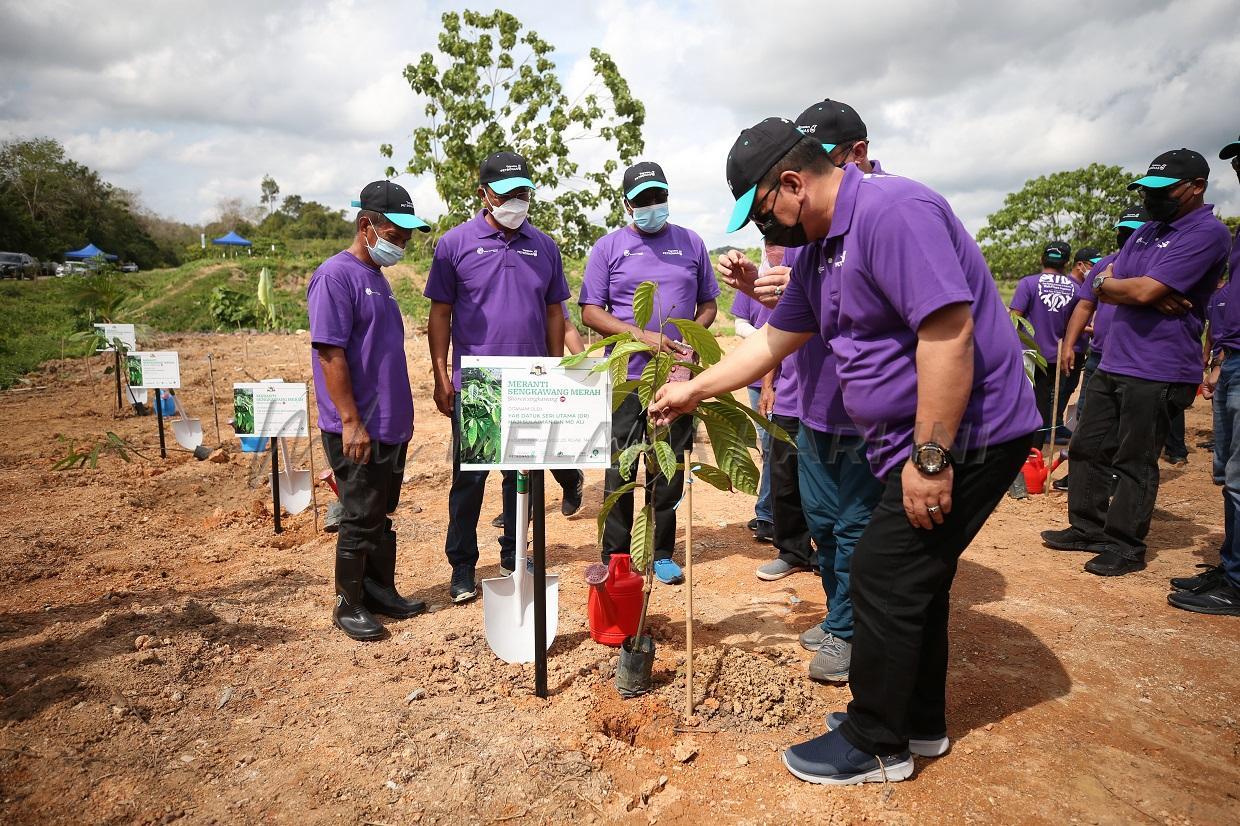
[1150,164,1167,171]
[400,201,414,209]
[500,164,522,173]
[635,171,656,179]
[798,124,816,134]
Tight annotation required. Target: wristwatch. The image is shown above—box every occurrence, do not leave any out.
[912,442,954,475]
[1091,271,1110,296]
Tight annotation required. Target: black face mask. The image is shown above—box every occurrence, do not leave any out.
[754,188,810,248]
[1142,185,1183,223]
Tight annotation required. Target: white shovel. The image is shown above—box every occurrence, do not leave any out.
[277,438,313,516]
[169,391,208,457]
[482,470,559,664]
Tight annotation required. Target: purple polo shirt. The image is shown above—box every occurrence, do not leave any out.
[730,290,766,392]
[1099,204,1231,384]
[782,245,854,434]
[770,165,1040,480]
[1010,271,1085,357]
[579,223,720,379]
[730,287,803,417]
[424,212,571,387]
[1075,254,1119,351]
[1209,228,1240,351]
[307,251,413,445]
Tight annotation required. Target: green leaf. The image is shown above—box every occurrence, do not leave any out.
[712,393,794,445]
[617,442,646,480]
[636,352,671,407]
[630,503,655,572]
[697,404,761,495]
[612,379,640,411]
[689,461,733,492]
[652,440,678,482]
[583,332,631,355]
[669,318,723,366]
[633,281,657,330]
[597,481,639,543]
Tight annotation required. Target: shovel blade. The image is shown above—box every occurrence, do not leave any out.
[481,572,560,664]
[278,469,313,515]
[171,418,203,451]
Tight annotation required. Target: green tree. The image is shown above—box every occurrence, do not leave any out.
[259,174,280,215]
[381,9,646,257]
[977,164,1136,281]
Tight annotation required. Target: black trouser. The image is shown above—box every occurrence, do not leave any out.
[321,433,407,560]
[445,394,579,569]
[603,391,694,561]
[1066,370,1197,560]
[1034,359,1083,432]
[839,435,1033,755]
[1164,408,1188,461]
[768,414,814,567]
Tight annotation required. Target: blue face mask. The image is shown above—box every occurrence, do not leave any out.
[366,224,405,267]
[631,203,669,233]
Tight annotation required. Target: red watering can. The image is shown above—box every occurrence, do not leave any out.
[1022,448,1067,494]
[587,554,644,647]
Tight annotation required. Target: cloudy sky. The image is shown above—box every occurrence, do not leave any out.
[2,0,1237,249]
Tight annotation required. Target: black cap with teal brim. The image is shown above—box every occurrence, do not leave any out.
[1221,135,1240,160]
[352,180,431,232]
[1114,203,1150,230]
[1043,241,1071,263]
[1128,148,1210,190]
[480,151,536,195]
[725,118,805,233]
[1074,246,1101,264]
[623,161,669,200]
[794,99,867,157]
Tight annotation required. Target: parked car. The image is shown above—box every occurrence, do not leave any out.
[55,261,91,277]
[0,252,38,280]
[120,262,139,273]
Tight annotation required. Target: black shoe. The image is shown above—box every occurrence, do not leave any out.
[1167,581,1240,616]
[747,517,760,531]
[561,471,584,517]
[489,513,504,528]
[1084,549,1146,577]
[333,548,387,641]
[1040,528,1111,553]
[1052,475,1070,492]
[450,566,478,604]
[362,529,426,619]
[1170,564,1225,593]
[752,519,774,543]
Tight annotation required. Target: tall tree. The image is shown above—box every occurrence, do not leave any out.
[381,9,646,257]
[977,164,1136,280]
[259,174,280,216]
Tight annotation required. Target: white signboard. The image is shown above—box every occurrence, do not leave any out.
[94,323,136,352]
[459,356,611,471]
[232,382,309,438]
[125,351,180,389]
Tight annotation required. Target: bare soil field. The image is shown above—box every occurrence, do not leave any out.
[1,330,1237,825]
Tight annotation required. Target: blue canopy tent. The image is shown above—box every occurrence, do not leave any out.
[64,243,118,261]
[211,230,252,258]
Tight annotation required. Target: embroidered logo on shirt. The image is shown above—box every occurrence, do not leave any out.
[623,250,644,257]
[516,249,538,257]
[834,250,847,268]
[1156,240,1172,249]
[476,247,499,255]
[662,249,683,256]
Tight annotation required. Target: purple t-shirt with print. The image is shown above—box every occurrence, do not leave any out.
[1210,228,1240,352]
[1010,271,1085,358]
[308,250,413,445]
[1099,204,1231,384]
[424,212,571,388]
[579,223,720,379]
[769,165,1040,480]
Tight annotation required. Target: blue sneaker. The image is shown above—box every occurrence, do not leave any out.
[653,559,684,585]
[782,728,913,785]
[825,712,949,758]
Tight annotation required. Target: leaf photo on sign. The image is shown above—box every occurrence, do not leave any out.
[459,366,502,466]
[233,388,255,435]
[125,355,143,386]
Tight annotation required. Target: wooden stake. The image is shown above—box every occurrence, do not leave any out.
[684,450,695,721]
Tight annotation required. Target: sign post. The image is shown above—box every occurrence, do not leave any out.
[126,352,180,458]
[232,381,310,533]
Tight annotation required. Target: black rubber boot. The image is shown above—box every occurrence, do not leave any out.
[334,547,387,641]
[363,528,426,619]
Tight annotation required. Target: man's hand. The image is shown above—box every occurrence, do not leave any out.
[648,381,701,427]
[640,329,691,355]
[342,419,372,465]
[902,460,953,530]
[1059,348,1076,375]
[758,384,776,418]
[1154,293,1192,316]
[433,380,454,418]
[753,266,791,308]
[1204,363,1222,399]
[715,250,759,294]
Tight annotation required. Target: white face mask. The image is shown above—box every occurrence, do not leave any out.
[486,192,529,229]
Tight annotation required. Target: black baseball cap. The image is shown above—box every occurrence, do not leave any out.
[1128,148,1211,190]
[1221,135,1240,160]
[794,99,867,152]
[1043,241,1071,264]
[479,151,535,194]
[725,117,805,233]
[1115,203,1150,230]
[1074,246,1101,264]
[622,161,668,200]
[350,181,430,231]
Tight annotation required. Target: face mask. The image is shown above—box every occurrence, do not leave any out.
[1142,185,1183,223]
[487,193,529,229]
[631,203,669,233]
[365,224,404,267]
[754,185,810,247]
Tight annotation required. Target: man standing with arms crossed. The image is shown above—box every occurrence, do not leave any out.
[425,151,571,603]
[1042,149,1231,577]
[652,119,1040,784]
[310,180,431,641]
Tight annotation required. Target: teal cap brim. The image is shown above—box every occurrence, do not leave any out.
[1115,219,1144,230]
[385,212,431,232]
[624,181,669,200]
[1127,175,1180,190]
[821,143,836,152]
[1090,257,1102,264]
[488,177,536,194]
[726,185,757,233]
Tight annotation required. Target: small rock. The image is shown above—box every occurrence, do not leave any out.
[672,740,698,764]
[405,689,427,703]
[984,723,994,731]
[208,448,230,464]
[170,691,184,703]
[133,634,152,650]
[384,780,400,791]
[137,650,160,665]
[216,686,233,710]
[735,754,749,767]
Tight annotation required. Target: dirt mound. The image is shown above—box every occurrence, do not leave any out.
[675,645,812,728]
